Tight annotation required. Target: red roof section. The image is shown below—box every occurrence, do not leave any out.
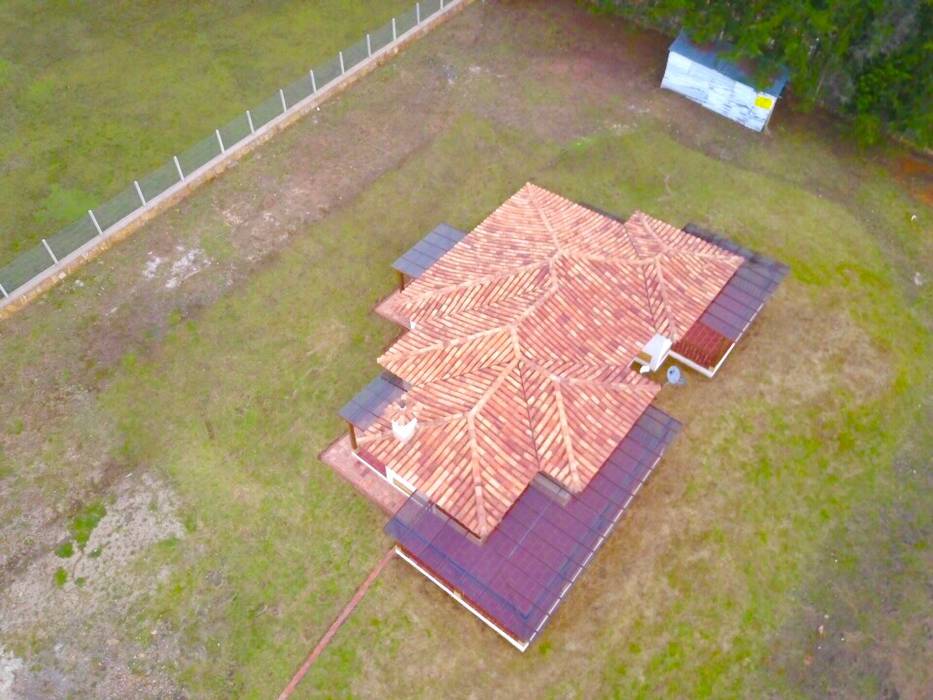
[359,184,742,537]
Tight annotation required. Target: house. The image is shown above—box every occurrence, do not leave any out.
[337,184,787,650]
[661,31,789,132]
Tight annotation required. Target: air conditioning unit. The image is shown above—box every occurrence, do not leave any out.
[636,333,673,373]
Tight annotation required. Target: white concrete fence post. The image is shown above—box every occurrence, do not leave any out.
[88,209,103,236]
[133,180,147,206]
[42,238,58,264]
[0,0,465,308]
[173,155,185,181]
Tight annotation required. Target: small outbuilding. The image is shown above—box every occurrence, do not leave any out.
[661,31,789,132]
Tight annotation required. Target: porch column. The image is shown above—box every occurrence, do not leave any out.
[347,421,358,450]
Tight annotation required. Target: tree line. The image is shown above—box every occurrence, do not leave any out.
[587,0,931,147]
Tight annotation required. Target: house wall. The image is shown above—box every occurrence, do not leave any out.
[670,345,734,378]
[661,51,775,131]
[352,449,387,478]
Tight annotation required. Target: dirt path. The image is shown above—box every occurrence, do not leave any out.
[278,548,396,700]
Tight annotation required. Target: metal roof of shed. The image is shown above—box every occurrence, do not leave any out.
[392,223,466,279]
[386,404,681,645]
[669,31,789,97]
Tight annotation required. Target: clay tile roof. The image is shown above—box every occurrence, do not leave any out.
[359,184,742,537]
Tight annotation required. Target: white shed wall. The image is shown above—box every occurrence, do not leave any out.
[661,52,776,131]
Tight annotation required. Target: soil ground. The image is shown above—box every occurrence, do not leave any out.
[0,1,930,697]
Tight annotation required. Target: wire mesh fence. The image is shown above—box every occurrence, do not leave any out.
[396,6,419,36]
[313,55,343,93]
[139,159,182,202]
[342,37,370,73]
[371,19,396,55]
[218,113,253,152]
[0,0,458,303]
[93,184,142,232]
[283,74,314,110]
[46,217,98,261]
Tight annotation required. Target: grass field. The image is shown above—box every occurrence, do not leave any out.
[0,1,930,698]
[0,0,411,261]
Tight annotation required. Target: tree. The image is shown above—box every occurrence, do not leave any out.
[586,0,932,146]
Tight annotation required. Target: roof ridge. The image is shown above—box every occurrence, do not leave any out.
[465,414,489,535]
[624,213,656,259]
[468,356,521,419]
[524,182,563,253]
[650,256,680,337]
[382,324,509,363]
[551,380,583,491]
[399,259,549,320]
[515,359,545,476]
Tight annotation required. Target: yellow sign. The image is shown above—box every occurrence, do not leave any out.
[755,94,774,110]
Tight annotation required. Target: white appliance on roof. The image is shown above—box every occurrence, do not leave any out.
[637,333,673,373]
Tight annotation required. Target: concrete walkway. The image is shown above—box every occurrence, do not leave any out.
[319,435,406,516]
[373,290,410,327]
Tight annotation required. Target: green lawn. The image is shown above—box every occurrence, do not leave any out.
[0,0,411,260]
[0,1,929,697]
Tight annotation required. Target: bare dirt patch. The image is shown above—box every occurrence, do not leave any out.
[1,472,185,698]
[0,646,24,700]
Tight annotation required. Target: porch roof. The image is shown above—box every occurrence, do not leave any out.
[386,404,681,644]
[338,371,408,431]
[673,224,789,369]
[392,223,466,280]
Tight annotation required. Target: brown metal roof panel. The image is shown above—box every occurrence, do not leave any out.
[732,264,778,293]
[696,312,742,342]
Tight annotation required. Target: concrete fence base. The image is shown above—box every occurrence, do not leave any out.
[0,0,473,321]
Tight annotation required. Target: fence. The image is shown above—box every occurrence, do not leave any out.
[0,0,464,311]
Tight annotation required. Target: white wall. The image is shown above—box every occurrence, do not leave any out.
[661,52,776,131]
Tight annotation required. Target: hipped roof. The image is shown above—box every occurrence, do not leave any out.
[360,184,742,537]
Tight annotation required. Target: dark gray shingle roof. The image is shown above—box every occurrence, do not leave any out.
[392,223,466,279]
[684,223,789,341]
[386,405,681,645]
[339,371,408,431]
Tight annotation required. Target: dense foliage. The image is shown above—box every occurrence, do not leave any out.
[588,0,932,146]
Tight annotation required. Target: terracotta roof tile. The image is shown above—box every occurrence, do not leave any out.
[360,184,742,537]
